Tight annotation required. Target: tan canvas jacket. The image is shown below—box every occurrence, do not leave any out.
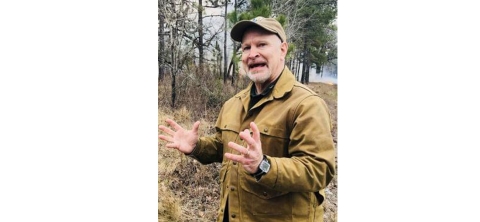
[190,66,336,222]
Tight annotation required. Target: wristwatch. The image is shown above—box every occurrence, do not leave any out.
[252,155,270,181]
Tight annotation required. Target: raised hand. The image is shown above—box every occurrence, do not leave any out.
[159,119,200,154]
[224,122,264,174]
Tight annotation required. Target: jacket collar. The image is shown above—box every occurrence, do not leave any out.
[238,66,295,112]
[272,66,295,99]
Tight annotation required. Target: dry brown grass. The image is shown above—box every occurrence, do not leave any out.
[159,78,338,222]
[158,106,221,222]
[158,182,182,222]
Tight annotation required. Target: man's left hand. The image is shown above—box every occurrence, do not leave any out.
[224,121,263,174]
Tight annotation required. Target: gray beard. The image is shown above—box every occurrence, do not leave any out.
[247,71,271,84]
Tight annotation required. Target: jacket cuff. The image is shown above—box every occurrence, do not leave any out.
[186,139,201,157]
[255,156,278,188]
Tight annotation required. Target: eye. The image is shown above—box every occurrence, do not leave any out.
[242,46,250,51]
[258,43,266,47]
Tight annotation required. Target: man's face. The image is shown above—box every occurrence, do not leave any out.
[241,27,287,85]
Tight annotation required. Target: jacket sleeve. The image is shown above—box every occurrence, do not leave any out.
[188,108,225,164]
[254,95,336,192]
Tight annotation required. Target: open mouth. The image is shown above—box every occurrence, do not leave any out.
[248,62,267,69]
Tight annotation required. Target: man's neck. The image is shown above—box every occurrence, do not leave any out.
[254,83,268,95]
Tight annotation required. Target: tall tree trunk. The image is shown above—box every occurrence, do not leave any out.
[296,56,301,81]
[295,56,300,81]
[301,63,305,84]
[170,6,177,108]
[290,54,296,79]
[198,0,204,69]
[296,59,300,81]
[171,67,176,108]
[231,0,237,86]
[230,62,235,86]
[223,0,228,84]
[227,59,234,82]
[219,49,223,79]
[158,0,165,81]
[305,60,310,84]
[171,43,176,108]
[301,40,308,84]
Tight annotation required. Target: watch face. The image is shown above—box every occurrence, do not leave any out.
[259,159,270,172]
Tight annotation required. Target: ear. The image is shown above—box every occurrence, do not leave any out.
[280,42,288,60]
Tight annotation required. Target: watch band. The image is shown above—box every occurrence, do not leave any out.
[252,155,269,181]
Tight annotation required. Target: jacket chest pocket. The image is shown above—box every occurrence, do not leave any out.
[219,124,241,154]
[258,124,290,157]
[239,175,292,216]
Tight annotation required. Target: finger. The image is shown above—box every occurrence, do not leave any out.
[228,142,255,163]
[159,135,174,143]
[250,121,261,143]
[239,128,252,140]
[165,119,183,131]
[227,141,247,154]
[165,143,179,149]
[239,130,256,150]
[159,125,175,136]
[224,153,257,167]
[192,121,200,133]
[224,153,248,165]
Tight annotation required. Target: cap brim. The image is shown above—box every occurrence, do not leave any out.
[230,21,279,42]
[230,21,257,42]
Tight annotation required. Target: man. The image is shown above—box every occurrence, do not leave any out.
[159,16,336,222]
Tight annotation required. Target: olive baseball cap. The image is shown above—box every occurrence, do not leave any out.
[230,16,287,43]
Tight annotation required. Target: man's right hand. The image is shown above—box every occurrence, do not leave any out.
[158,119,200,154]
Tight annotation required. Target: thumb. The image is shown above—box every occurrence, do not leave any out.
[192,121,201,133]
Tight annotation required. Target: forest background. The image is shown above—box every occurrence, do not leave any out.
[158,0,338,221]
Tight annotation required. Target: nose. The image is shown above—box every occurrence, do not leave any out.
[247,47,259,59]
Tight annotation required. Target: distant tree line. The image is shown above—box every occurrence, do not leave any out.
[159,0,337,107]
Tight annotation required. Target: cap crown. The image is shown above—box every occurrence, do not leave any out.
[230,16,287,43]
